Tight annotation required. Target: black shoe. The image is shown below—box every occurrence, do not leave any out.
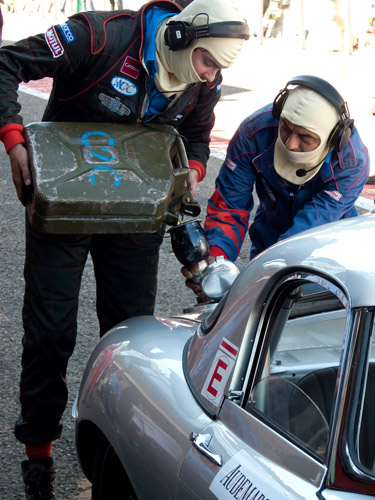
[21,457,57,500]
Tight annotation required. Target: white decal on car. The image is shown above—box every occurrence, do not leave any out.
[111,76,138,96]
[210,450,289,500]
[201,338,239,406]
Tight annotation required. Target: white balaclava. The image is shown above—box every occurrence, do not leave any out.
[274,86,340,185]
[154,0,247,93]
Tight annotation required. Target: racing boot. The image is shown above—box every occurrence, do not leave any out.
[21,457,57,500]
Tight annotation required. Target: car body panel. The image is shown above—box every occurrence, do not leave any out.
[226,215,375,308]
[77,315,211,499]
[75,214,375,499]
[178,398,327,499]
[186,215,375,417]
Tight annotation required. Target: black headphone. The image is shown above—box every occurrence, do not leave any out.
[164,13,249,52]
[272,75,354,152]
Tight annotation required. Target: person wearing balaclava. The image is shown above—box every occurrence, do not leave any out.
[183,75,369,302]
[0,0,249,497]
[273,86,342,185]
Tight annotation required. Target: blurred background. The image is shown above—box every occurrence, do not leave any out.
[2,0,375,54]
[1,0,375,193]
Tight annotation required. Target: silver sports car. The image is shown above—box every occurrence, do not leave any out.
[75,214,375,499]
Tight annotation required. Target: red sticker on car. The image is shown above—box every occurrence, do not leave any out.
[201,338,239,406]
[45,26,64,58]
[120,55,141,80]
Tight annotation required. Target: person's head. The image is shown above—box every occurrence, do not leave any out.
[273,75,354,185]
[159,0,249,85]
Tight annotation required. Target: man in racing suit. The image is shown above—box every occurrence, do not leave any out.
[183,76,369,301]
[205,76,369,262]
[0,0,248,497]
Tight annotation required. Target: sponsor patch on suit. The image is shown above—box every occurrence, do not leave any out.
[45,26,64,58]
[111,76,138,96]
[59,23,76,44]
[99,93,131,116]
[324,190,342,201]
[120,55,141,80]
[225,157,237,171]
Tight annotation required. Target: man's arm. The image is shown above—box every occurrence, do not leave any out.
[204,121,257,262]
[8,144,31,206]
[177,74,222,187]
[0,20,91,128]
[181,120,257,299]
[0,18,92,201]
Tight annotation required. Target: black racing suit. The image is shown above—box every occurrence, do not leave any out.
[0,0,222,444]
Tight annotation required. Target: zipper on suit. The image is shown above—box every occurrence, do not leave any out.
[139,57,149,121]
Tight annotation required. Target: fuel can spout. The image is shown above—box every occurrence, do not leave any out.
[168,219,210,279]
[169,220,239,301]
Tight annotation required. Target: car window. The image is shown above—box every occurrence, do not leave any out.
[200,292,229,334]
[356,323,375,473]
[245,280,347,459]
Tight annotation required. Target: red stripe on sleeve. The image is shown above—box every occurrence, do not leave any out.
[207,189,249,242]
[209,246,229,259]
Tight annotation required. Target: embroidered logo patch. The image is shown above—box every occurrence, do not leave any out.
[324,190,342,201]
[99,93,131,116]
[120,55,141,80]
[45,26,64,58]
[111,76,138,96]
[225,157,237,171]
[59,23,76,44]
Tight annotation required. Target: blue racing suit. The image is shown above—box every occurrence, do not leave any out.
[205,103,370,261]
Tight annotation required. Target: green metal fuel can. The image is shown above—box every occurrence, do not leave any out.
[25,122,190,233]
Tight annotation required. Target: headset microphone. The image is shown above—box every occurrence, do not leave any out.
[295,162,323,178]
[295,146,334,178]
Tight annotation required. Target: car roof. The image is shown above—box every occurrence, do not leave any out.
[227,214,375,308]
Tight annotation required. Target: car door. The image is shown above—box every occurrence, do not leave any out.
[177,398,327,499]
[178,274,349,499]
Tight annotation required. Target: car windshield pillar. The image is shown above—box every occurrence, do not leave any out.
[329,307,375,490]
